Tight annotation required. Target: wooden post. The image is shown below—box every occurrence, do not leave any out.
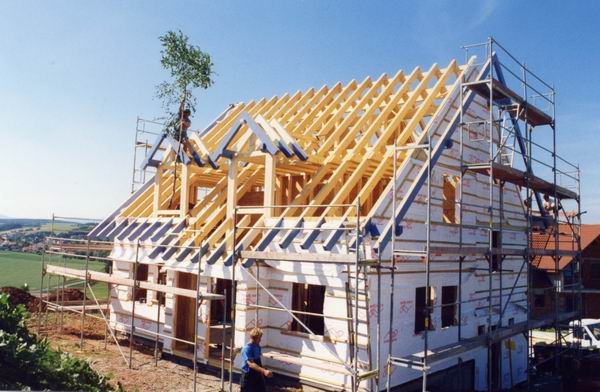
[154,266,161,366]
[227,157,238,251]
[153,166,163,214]
[220,288,227,392]
[80,239,91,349]
[129,240,140,369]
[264,154,276,218]
[180,164,189,218]
[193,249,202,392]
[228,208,238,392]
[37,246,45,335]
[105,263,112,350]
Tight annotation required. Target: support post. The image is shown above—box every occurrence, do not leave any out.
[105,267,111,350]
[153,166,163,214]
[458,68,465,342]
[386,137,398,392]
[422,110,433,392]
[129,240,140,369]
[228,207,238,392]
[227,157,238,251]
[352,197,360,392]
[264,154,276,218]
[376,252,382,391]
[154,267,161,366]
[37,244,46,335]
[80,239,91,349]
[180,164,190,218]
[193,246,202,392]
[486,37,494,392]
[220,289,227,392]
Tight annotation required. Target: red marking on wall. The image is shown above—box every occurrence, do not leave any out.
[245,318,263,330]
[280,320,292,330]
[267,293,284,307]
[398,300,413,314]
[384,328,398,343]
[244,293,257,305]
[369,303,384,319]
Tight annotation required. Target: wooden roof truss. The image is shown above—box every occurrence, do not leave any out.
[90,57,500,266]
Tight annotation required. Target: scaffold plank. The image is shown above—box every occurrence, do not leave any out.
[45,264,224,300]
[405,311,577,365]
[465,78,553,127]
[464,162,577,200]
[239,250,355,264]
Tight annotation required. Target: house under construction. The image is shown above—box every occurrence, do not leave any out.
[40,39,582,392]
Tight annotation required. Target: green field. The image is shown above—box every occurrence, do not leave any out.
[0,220,82,234]
[0,251,110,299]
[38,222,80,233]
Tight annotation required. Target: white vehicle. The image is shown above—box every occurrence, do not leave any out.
[532,319,600,349]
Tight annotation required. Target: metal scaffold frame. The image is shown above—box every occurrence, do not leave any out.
[37,38,582,392]
[131,117,163,194]
[36,234,228,392]
[37,203,381,392]
[232,201,380,392]
[384,37,582,392]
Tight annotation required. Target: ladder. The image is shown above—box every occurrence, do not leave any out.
[346,261,377,391]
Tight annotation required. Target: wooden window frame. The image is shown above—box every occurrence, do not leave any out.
[291,282,326,336]
[441,285,458,328]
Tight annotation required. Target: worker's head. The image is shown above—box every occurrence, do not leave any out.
[183,109,191,117]
[544,194,550,201]
[250,327,263,344]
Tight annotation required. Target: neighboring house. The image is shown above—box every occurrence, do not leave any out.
[530,224,600,319]
[580,225,600,317]
[80,54,570,391]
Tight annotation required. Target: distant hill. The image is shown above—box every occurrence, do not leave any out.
[0,219,91,234]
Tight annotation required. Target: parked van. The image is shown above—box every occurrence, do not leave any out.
[532,319,600,349]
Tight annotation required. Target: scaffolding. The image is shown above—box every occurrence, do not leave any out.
[37,38,583,392]
[384,37,582,392]
[37,236,228,392]
[131,117,164,194]
[233,201,380,392]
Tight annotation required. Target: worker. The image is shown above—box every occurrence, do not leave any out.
[176,99,192,139]
[240,327,272,392]
[543,194,556,216]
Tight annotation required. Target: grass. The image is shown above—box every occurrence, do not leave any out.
[0,251,110,299]
[0,222,80,235]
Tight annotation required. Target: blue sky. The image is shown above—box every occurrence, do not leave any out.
[1,1,599,222]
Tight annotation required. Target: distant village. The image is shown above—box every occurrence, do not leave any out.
[0,220,95,253]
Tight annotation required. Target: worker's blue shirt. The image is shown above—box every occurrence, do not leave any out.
[241,342,262,374]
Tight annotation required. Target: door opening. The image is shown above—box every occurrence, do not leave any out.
[174,272,197,353]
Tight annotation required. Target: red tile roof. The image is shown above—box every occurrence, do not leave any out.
[531,224,600,271]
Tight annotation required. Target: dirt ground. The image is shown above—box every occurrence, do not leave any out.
[32,312,323,392]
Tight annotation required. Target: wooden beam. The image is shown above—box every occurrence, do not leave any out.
[45,264,224,300]
[264,154,276,218]
[240,250,355,264]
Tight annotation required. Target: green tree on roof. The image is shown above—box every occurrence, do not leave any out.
[155,30,214,140]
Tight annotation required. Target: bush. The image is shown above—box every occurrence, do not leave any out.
[0,293,118,391]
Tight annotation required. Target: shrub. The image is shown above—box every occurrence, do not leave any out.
[0,293,118,391]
